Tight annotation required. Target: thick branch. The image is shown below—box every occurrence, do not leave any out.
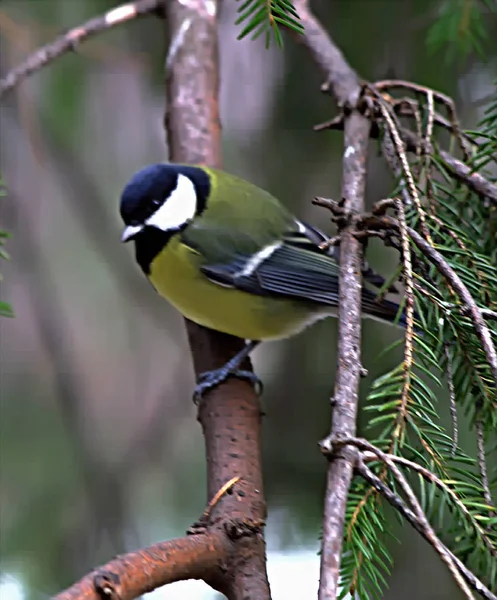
[54,531,230,600]
[164,1,270,598]
[0,0,162,98]
[293,2,370,598]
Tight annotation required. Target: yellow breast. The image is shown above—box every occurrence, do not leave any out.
[148,237,321,340]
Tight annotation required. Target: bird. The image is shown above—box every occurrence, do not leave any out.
[119,163,407,399]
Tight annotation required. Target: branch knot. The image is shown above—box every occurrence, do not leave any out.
[93,571,121,599]
[224,518,265,541]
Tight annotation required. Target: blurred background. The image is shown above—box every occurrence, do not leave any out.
[0,1,496,598]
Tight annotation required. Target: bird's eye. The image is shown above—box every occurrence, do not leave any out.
[152,199,161,207]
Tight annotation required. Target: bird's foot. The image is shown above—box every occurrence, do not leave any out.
[193,368,263,404]
[192,340,261,404]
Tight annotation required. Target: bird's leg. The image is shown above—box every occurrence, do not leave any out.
[193,340,261,404]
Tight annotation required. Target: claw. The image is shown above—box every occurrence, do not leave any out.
[192,340,262,403]
[193,368,263,404]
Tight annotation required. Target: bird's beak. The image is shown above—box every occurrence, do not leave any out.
[120,224,143,243]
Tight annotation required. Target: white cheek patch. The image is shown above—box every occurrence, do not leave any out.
[146,173,197,231]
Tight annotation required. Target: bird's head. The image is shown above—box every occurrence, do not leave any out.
[119,163,210,243]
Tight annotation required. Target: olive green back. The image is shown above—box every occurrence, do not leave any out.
[180,166,296,265]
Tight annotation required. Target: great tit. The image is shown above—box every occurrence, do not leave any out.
[120,163,406,398]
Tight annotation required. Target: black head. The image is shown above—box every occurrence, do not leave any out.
[119,163,210,273]
[120,164,210,236]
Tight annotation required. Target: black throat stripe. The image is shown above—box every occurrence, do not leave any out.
[134,226,176,275]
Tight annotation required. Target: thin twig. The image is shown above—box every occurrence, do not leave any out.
[454,306,497,322]
[0,0,162,97]
[372,103,420,448]
[391,98,476,155]
[381,127,414,207]
[316,113,497,207]
[408,228,497,386]
[203,476,242,522]
[428,213,467,251]
[374,92,434,244]
[424,90,435,150]
[422,90,436,199]
[399,128,497,207]
[375,79,455,110]
[380,183,416,443]
[412,99,424,163]
[480,308,497,321]
[356,459,494,600]
[438,147,497,207]
[393,190,415,438]
[361,215,497,387]
[376,472,468,596]
[360,448,497,561]
[374,79,469,160]
[332,438,489,600]
[444,343,459,457]
[475,417,494,511]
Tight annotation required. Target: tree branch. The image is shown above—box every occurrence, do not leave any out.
[292,2,371,599]
[399,128,497,207]
[315,113,497,207]
[24,0,270,597]
[0,0,163,98]
[360,215,497,386]
[317,432,497,599]
[331,436,497,597]
[408,230,497,387]
[355,459,495,600]
[54,531,230,600]
[164,0,270,598]
[7,1,494,598]
[317,114,370,600]
[292,0,361,106]
[436,147,497,207]
[362,451,496,556]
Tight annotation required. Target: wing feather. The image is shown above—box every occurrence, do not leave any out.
[195,220,404,325]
